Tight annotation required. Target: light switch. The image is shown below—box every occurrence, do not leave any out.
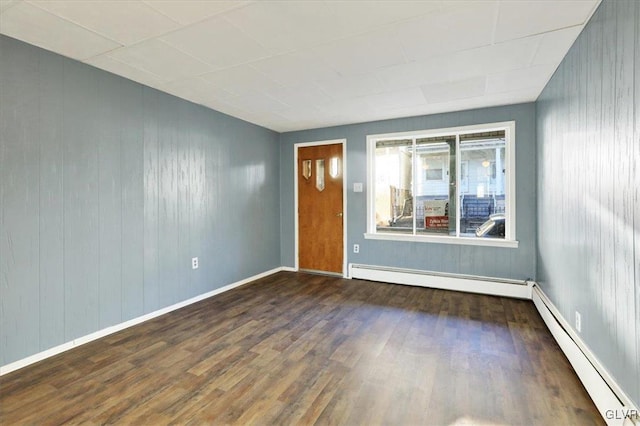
[353,182,363,192]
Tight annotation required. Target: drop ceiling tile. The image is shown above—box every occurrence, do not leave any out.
[325,0,442,35]
[200,65,283,97]
[142,0,251,25]
[397,2,498,62]
[159,77,235,105]
[316,73,387,100]
[224,1,349,54]
[363,87,427,110]
[263,84,332,109]
[486,64,557,94]
[224,91,290,114]
[441,35,542,83]
[532,26,583,66]
[159,15,270,69]
[276,106,326,123]
[107,39,213,82]
[421,76,486,104]
[85,55,166,88]
[29,1,179,45]
[199,98,252,121]
[317,96,374,117]
[0,0,21,14]
[375,59,449,92]
[310,26,407,76]
[495,0,598,43]
[0,2,119,60]
[250,51,340,86]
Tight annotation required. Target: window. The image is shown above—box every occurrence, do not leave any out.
[366,121,516,247]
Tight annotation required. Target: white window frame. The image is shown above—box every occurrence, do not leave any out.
[365,121,518,248]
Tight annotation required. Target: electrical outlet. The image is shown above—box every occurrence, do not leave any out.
[192,257,199,270]
[353,244,359,253]
[575,311,581,333]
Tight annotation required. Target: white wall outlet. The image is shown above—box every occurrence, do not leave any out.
[575,311,581,333]
[353,244,360,253]
[192,257,199,269]
[353,182,363,192]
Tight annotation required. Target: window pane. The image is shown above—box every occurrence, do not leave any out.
[375,139,413,234]
[459,132,506,238]
[414,136,456,235]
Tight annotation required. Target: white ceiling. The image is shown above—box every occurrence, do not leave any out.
[0,0,600,132]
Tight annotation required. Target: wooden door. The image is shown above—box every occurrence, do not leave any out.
[298,144,343,274]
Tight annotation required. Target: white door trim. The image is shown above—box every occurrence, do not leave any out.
[294,139,347,277]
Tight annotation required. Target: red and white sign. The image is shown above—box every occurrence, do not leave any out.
[424,200,449,229]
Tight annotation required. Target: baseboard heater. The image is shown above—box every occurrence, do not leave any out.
[532,285,639,426]
[348,263,532,300]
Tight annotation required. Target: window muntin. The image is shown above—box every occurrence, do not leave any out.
[367,122,515,245]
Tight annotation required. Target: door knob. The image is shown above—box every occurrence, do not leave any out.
[336,212,343,217]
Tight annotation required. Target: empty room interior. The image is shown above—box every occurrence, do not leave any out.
[0,0,638,424]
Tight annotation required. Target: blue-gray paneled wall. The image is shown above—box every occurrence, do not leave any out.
[279,103,537,281]
[0,35,281,367]
[536,0,639,408]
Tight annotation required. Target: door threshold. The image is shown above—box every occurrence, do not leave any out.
[298,269,344,278]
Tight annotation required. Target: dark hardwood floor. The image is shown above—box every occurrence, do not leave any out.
[0,272,603,425]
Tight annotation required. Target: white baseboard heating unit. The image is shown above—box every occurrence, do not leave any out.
[348,263,532,300]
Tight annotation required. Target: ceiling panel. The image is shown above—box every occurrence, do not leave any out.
[159,15,270,69]
[250,51,340,86]
[263,84,333,109]
[315,74,387,100]
[0,0,21,14]
[0,1,119,60]
[532,26,584,66]
[0,0,601,132]
[159,77,235,105]
[29,1,179,45]
[397,1,498,62]
[200,65,283,98]
[421,77,487,104]
[107,39,213,82]
[85,55,166,88]
[325,0,442,35]
[224,1,350,54]
[495,0,596,42]
[486,64,558,94]
[142,0,251,25]
[310,26,407,76]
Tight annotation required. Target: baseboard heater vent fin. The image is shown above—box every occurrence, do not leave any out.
[348,263,532,300]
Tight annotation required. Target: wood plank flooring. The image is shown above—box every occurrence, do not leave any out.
[0,272,603,425]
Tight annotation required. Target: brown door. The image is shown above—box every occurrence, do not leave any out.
[298,143,344,274]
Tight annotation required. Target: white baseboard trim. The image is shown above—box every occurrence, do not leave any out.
[532,285,639,426]
[0,266,285,376]
[348,263,532,299]
[280,266,297,272]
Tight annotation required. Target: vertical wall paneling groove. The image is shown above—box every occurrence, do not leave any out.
[279,104,537,281]
[142,88,160,318]
[536,0,639,408]
[177,102,191,302]
[613,0,636,396]
[634,0,640,404]
[157,94,179,310]
[0,35,280,367]
[63,60,101,341]
[38,51,65,351]
[120,79,144,322]
[97,71,122,329]
[0,39,41,364]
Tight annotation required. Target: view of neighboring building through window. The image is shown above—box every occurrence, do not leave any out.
[367,122,515,244]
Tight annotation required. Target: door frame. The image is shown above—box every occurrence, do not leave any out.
[294,139,348,277]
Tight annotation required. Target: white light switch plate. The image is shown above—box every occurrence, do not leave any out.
[353,182,363,192]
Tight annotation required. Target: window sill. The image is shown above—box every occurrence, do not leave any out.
[363,232,519,248]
